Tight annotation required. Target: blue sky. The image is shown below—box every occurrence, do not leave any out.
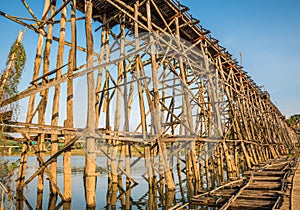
[0,0,299,117]
[181,0,300,117]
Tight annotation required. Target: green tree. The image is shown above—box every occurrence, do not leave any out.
[0,31,26,102]
[0,31,25,208]
[0,30,26,138]
[286,114,300,128]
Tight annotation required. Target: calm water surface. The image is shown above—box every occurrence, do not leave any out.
[3,155,194,209]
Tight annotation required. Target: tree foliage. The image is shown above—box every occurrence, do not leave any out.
[0,34,26,127]
[286,114,300,128]
[0,35,25,207]
[1,38,26,99]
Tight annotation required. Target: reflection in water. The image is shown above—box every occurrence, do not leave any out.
[4,155,213,209]
[48,195,57,210]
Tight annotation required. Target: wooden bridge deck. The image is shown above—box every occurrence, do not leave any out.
[291,158,300,210]
[191,156,297,210]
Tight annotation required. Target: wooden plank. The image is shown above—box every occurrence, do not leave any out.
[219,175,253,210]
[292,160,300,210]
[229,199,275,209]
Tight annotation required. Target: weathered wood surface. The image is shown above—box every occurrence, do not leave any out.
[0,0,299,208]
[291,158,300,210]
[192,157,296,209]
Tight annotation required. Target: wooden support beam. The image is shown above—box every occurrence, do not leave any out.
[22,135,79,188]
[38,0,72,29]
[0,10,98,56]
[2,1,296,208]
[63,0,76,201]
[84,1,97,207]
[20,0,38,22]
[1,44,148,107]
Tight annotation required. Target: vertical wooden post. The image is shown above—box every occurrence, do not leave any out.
[174,14,200,183]
[16,23,40,206]
[125,143,131,209]
[133,0,152,188]
[49,0,66,197]
[160,63,167,190]
[205,146,211,189]
[205,52,237,179]
[216,56,252,171]
[42,0,56,195]
[176,152,185,199]
[217,145,224,183]
[117,144,125,205]
[95,13,106,127]
[209,156,215,188]
[111,19,123,184]
[104,23,112,185]
[36,1,50,208]
[113,14,124,133]
[85,0,96,207]
[145,0,156,189]
[17,0,50,194]
[63,0,76,201]
[111,142,118,184]
[146,0,175,190]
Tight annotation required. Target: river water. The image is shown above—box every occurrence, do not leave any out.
[2,155,200,209]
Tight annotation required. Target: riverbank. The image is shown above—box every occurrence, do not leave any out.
[1,147,143,157]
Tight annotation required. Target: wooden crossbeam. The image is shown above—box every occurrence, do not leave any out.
[22,135,79,188]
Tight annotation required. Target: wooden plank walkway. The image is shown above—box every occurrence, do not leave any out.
[192,157,296,210]
[291,159,300,210]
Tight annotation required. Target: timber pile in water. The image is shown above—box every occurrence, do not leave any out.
[192,156,297,209]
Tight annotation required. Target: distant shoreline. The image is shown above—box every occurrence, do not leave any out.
[1,149,91,157]
[1,148,142,157]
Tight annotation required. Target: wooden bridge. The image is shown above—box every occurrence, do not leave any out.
[0,0,299,209]
[192,156,297,209]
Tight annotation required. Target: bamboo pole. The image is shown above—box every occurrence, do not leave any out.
[113,15,124,133]
[205,52,237,180]
[20,0,38,22]
[205,147,211,189]
[175,15,200,184]
[63,0,76,201]
[125,143,131,209]
[218,145,224,184]
[5,0,298,208]
[145,0,157,189]
[95,13,106,127]
[103,19,112,187]
[40,0,56,196]
[209,156,215,188]
[117,143,126,205]
[84,1,97,207]
[35,2,51,208]
[133,2,153,189]
[16,0,50,196]
[49,0,67,197]
[111,15,125,185]
[146,0,175,191]
[20,136,66,201]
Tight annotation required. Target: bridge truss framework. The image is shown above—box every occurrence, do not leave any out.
[0,0,298,208]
